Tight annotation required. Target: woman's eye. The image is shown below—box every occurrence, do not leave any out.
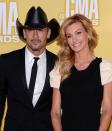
[66,35,71,38]
[76,31,82,34]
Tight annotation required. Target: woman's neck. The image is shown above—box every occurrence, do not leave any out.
[74,51,96,70]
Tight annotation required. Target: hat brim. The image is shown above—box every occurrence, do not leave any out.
[16,18,60,44]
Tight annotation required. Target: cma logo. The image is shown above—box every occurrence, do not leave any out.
[60,0,99,25]
[0,2,19,43]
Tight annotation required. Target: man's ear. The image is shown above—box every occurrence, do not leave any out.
[23,29,26,39]
[47,28,51,39]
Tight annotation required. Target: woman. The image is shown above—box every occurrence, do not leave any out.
[50,14,112,131]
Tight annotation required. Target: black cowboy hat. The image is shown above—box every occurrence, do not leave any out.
[16,6,60,43]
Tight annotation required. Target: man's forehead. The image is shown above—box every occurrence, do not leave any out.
[24,27,50,30]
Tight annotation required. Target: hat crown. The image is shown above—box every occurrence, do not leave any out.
[24,7,48,28]
[16,6,60,43]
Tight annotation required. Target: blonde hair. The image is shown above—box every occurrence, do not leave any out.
[57,14,98,81]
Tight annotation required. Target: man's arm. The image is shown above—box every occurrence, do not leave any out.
[0,56,7,127]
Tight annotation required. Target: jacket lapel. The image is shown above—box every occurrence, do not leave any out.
[18,47,32,104]
[34,50,53,108]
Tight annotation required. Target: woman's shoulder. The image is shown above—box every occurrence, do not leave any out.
[49,63,61,89]
[100,58,112,69]
[100,58,112,85]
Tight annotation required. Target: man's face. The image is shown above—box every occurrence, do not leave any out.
[23,27,51,55]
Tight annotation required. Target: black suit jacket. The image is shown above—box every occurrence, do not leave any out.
[0,47,57,131]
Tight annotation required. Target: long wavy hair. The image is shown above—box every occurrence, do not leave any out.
[57,14,98,81]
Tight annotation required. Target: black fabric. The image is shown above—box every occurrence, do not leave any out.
[16,6,60,43]
[29,57,39,100]
[0,47,57,131]
[60,58,103,131]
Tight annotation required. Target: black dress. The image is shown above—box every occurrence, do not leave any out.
[60,58,103,131]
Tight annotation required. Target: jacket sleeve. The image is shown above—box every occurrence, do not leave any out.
[0,56,7,126]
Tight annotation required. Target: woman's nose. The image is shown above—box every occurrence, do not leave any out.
[72,36,77,42]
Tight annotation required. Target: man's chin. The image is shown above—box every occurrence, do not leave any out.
[27,45,44,53]
[30,45,40,51]
[32,48,40,51]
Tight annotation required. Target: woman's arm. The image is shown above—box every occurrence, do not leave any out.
[98,82,112,131]
[51,88,62,131]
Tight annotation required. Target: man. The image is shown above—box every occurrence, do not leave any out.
[0,6,60,131]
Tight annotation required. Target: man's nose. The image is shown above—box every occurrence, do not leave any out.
[33,30,39,38]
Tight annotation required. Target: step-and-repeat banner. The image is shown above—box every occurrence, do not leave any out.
[0,0,112,130]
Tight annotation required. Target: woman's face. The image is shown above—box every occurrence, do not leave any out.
[65,22,90,53]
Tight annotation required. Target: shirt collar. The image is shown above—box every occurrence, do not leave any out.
[25,47,46,63]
